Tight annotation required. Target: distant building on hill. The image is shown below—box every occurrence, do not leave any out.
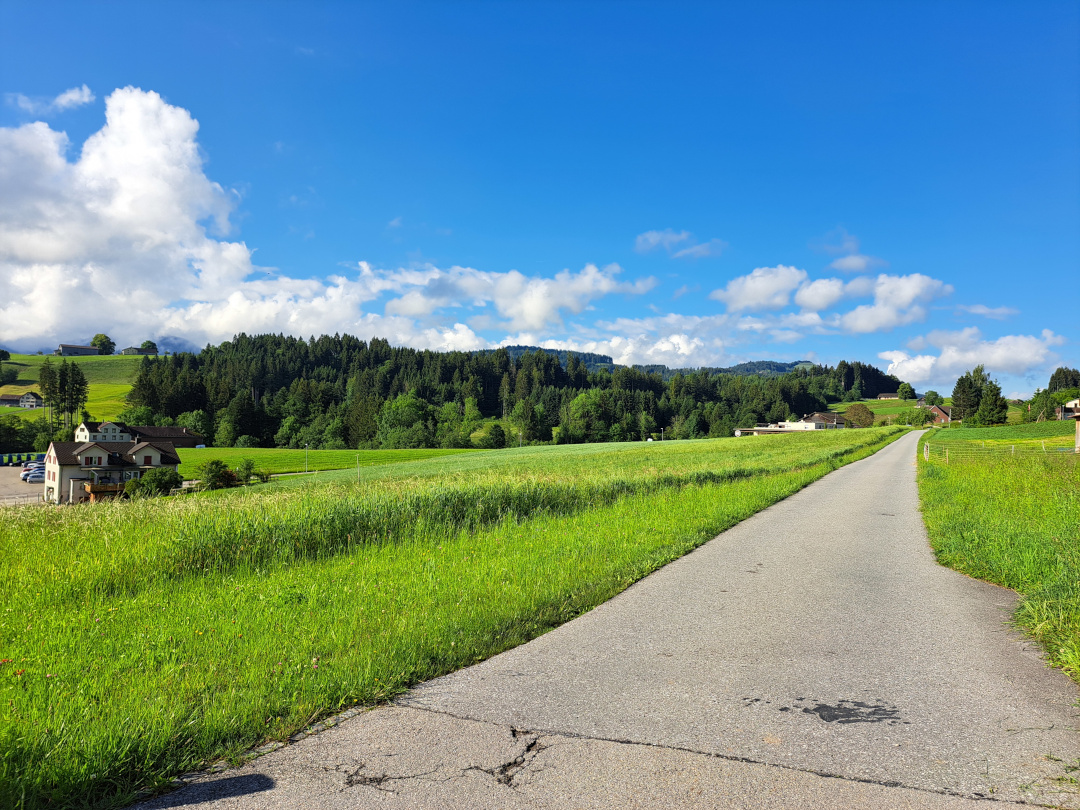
[734,412,847,436]
[55,344,100,356]
[877,392,899,400]
[120,346,157,355]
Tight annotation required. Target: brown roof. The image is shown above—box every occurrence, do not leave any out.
[128,425,204,441]
[48,441,181,468]
[0,394,21,405]
[803,412,847,425]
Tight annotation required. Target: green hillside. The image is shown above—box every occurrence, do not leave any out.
[0,353,142,421]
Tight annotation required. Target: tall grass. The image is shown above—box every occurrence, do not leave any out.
[1,428,905,809]
[918,433,1080,683]
[175,447,477,477]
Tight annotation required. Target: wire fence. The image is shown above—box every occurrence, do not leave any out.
[922,440,1078,463]
[0,493,45,508]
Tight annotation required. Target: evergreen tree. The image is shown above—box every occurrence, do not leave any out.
[975,379,1008,425]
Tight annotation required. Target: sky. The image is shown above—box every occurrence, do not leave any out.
[1,1,1077,398]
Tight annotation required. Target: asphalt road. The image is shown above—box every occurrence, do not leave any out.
[139,430,1080,809]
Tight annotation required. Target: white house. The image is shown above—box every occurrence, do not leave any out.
[75,421,205,448]
[42,440,181,504]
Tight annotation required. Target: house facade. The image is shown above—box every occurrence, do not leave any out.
[120,347,157,355]
[55,344,100,356]
[75,421,205,448]
[877,393,899,400]
[42,440,181,504]
[928,405,952,425]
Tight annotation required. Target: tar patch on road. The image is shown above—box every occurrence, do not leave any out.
[786,697,909,725]
[744,696,909,725]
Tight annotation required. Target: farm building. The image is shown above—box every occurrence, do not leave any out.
[927,405,952,425]
[877,393,899,400]
[42,440,181,504]
[0,392,43,409]
[55,344,100,356]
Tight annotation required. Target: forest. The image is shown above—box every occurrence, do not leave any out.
[101,333,902,450]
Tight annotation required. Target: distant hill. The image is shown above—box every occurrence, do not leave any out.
[481,346,814,379]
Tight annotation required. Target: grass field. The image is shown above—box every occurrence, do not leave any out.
[0,354,142,422]
[832,397,1024,425]
[917,427,1080,688]
[176,447,481,478]
[0,427,906,809]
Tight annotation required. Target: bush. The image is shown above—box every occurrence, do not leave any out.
[140,467,183,495]
[197,459,239,490]
[845,403,875,428]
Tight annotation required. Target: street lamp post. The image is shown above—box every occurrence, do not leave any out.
[661,427,664,441]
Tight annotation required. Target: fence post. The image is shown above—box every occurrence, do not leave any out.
[945,448,949,464]
[924,442,929,461]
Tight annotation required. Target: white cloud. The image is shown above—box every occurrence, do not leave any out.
[6,84,95,116]
[635,229,726,259]
[634,229,691,253]
[387,216,403,228]
[957,304,1018,320]
[0,87,659,353]
[880,327,1064,384]
[794,278,846,311]
[830,254,882,272]
[709,265,807,312]
[814,227,887,273]
[672,238,727,259]
[839,273,952,333]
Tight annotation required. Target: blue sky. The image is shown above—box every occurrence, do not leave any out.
[1,1,1077,397]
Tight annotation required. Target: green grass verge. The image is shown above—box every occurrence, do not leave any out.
[0,428,906,809]
[175,447,480,478]
[917,433,1080,686]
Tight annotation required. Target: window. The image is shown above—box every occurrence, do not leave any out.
[144,456,152,466]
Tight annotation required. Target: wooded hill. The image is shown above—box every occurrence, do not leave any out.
[115,333,901,450]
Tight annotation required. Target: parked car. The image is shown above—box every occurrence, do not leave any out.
[22,460,43,469]
[20,465,44,481]
[25,472,45,484]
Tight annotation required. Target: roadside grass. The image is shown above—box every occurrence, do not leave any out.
[176,447,479,478]
[917,432,1080,685]
[0,427,906,809]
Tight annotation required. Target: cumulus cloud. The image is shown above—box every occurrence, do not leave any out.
[839,273,952,333]
[957,304,1018,320]
[794,278,846,312]
[6,84,95,116]
[880,327,1064,384]
[0,87,658,354]
[709,265,807,312]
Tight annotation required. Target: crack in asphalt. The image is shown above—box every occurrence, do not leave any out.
[399,704,1049,805]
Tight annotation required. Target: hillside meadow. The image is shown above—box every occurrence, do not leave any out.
[1,427,906,809]
[0,353,141,422]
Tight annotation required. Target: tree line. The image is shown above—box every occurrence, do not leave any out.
[107,333,903,450]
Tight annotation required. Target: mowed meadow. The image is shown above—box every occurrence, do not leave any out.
[1,428,907,809]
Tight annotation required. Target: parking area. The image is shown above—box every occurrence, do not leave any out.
[0,465,44,505]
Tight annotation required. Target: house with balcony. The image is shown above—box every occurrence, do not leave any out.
[42,440,182,504]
